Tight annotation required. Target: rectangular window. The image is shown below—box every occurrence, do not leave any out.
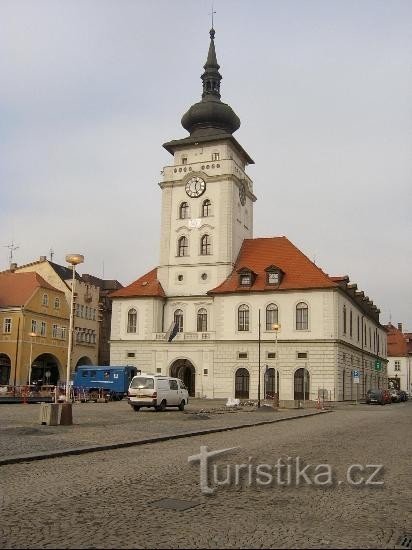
[52,324,58,338]
[40,321,46,337]
[394,361,401,372]
[297,352,308,359]
[238,308,249,331]
[156,367,162,373]
[4,318,12,333]
[349,311,353,337]
[343,307,347,334]
[238,352,248,359]
[296,307,308,330]
[203,368,208,375]
[212,152,220,161]
[127,352,135,358]
[42,294,48,306]
[267,352,276,359]
[31,320,37,334]
[182,157,187,165]
[240,274,251,286]
[357,316,360,341]
[61,327,66,340]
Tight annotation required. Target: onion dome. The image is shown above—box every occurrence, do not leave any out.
[181,28,240,137]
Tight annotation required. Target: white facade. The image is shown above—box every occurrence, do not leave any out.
[110,31,387,404]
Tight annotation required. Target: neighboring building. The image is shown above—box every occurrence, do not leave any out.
[386,322,412,393]
[0,272,69,385]
[82,274,123,365]
[5,257,100,370]
[109,28,387,404]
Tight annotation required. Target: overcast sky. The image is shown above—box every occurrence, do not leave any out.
[1,0,411,330]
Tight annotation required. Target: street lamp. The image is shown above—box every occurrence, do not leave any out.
[65,254,84,401]
[28,331,36,384]
[272,324,280,404]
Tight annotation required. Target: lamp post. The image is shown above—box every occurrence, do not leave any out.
[28,331,36,384]
[65,254,84,402]
[272,323,280,404]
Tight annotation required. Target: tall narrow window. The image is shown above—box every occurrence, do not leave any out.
[200,234,211,255]
[266,304,278,331]
[52,324,58,338]
[178,236,188,257]
[349,310,353,337]
[179,202,189,219]
[296,302,308,330]
[127,308,137,333]
[4,318,12,333]
[40,321,46,337]
[238,304,249,331]
[197,308,208,332]
[343,305,347,334]
[54,297,60,309]
[212,152,220,161]
[174,309,184,332]
[31,320,37,334]
[357,316,360,341]
[202,199,211,217]
[42,294,48,306]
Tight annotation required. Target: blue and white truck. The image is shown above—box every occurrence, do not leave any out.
[72,366,139,401]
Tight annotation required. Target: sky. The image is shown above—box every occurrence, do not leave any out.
[1,0,411,330]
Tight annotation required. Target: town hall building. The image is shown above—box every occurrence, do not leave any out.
[109,28,387,405]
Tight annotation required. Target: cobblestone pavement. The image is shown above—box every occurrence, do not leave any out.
[0,402,410,548]
[0,399,324,460]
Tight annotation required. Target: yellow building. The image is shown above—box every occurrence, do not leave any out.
[0,272,69,386]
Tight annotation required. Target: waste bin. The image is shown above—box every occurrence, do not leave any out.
[39,403,60,426]
[59,403,73,426]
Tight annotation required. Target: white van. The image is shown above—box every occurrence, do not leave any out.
[127,374,189,412]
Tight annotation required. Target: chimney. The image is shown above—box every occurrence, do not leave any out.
[398,323,403,332]
[10,263,17,272]
[39,255,47,262]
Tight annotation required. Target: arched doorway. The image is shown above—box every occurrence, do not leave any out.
[235,368,250,399]
[0,354,11,385]
[170,359,196,397]
[265,368,279,399]
[294,368,310,401]
[30,354,61,385]
[75,356,93,369]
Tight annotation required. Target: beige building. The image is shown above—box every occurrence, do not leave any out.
[8,257,100,370]
[0,272,69,385]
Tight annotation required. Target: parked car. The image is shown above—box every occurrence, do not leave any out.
[128,374,189,412]
[365,389,385,405]
[382,389,392,404]
[390,389,401,403]
[398,390,409,402]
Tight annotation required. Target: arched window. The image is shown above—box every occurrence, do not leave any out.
[179,202,189,219]
[202,199,211,217]
[177,236,189,257]
[266,303,278,330]
[197,308,207,332]
[238,304,249,331]
[200,234,211,255]
[127,308,137,333]
[296,302,308,330]
[174,309,183,332]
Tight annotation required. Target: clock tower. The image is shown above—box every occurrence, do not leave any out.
[157,28,256,297]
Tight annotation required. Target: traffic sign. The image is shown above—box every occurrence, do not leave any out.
[352,370,359,377]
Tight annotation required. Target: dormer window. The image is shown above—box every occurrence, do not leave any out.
[265,265,284,286]
[237,267,256,287]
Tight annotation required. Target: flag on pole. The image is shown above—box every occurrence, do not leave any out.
[165,320,179,342]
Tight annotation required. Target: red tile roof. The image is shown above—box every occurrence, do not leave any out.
[0,272,63,307]
[209,237,338,294]
[386,324,408,356]
[110,268,165,299]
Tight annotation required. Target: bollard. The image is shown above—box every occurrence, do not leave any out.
[59,403,73,425]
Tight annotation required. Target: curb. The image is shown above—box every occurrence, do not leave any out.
[0,409,332,467]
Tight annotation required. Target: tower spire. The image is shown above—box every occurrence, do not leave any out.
[202,27,222,99]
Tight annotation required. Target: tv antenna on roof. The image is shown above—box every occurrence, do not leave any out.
[3,240,20,266]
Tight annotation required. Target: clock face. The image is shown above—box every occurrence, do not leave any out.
[239,182,246,205]
[185,177,206,198]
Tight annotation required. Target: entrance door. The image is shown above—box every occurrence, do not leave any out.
[235,368,250,399]
[0,354,11,385]
[294,368,310,400]
[170,359,196,397]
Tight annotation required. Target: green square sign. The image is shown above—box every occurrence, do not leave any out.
[374,359,382,372]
